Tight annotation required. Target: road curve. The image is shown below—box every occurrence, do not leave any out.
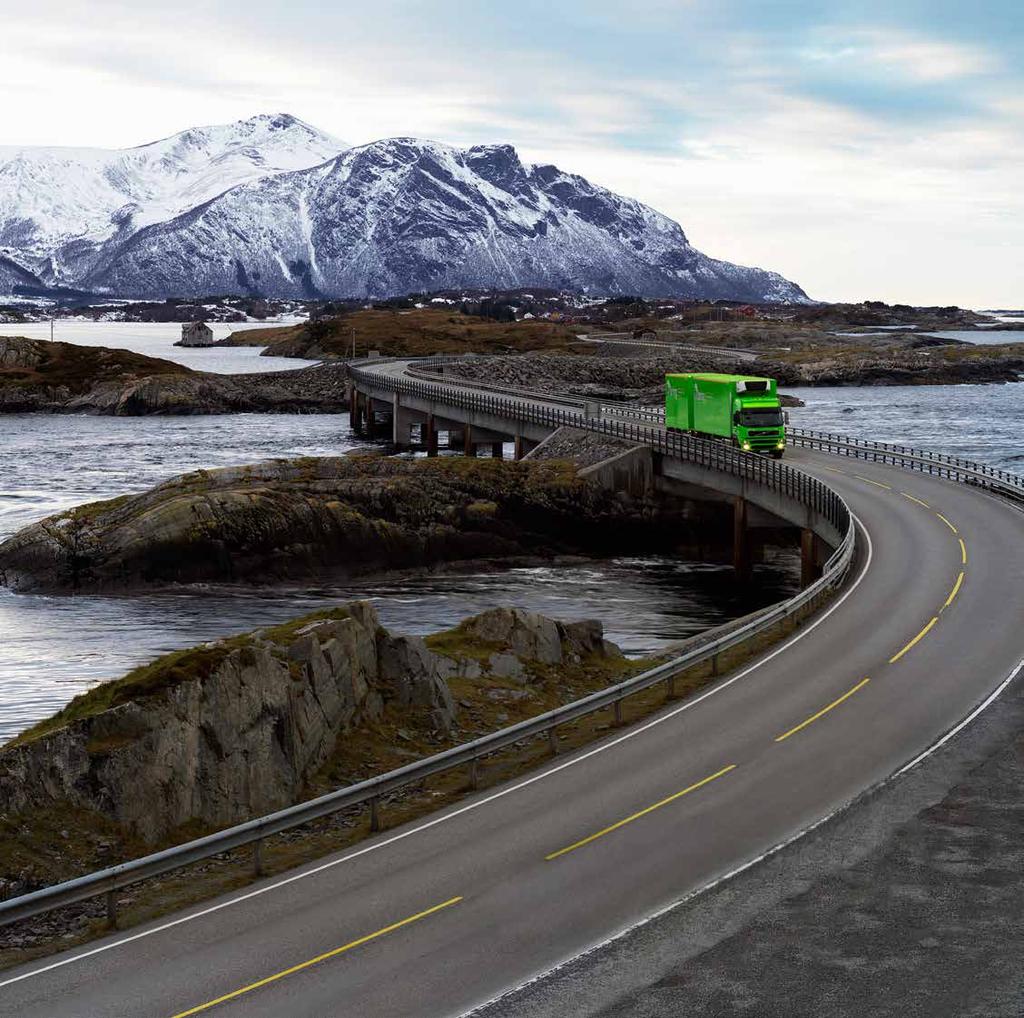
[2,379,1022,1018]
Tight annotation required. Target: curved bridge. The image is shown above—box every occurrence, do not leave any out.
[3,360,1023,1018]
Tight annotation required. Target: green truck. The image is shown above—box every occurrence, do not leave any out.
[665,372,787,457]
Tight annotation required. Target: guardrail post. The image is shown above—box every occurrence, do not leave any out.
[369,796,381,833]
[613,700,623,726]
[105,888,117,930]
[548,727,559,756]
[253,838,264,878]
[469,757,480,791]
[667,673,677,699]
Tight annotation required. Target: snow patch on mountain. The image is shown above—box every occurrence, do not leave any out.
[0,120,808,303]
[0,114,348,284]
[88,137,810,303]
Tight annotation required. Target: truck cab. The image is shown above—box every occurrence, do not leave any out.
[732,380,786,457]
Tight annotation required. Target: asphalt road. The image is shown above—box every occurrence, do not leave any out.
[2,398,1022,1017]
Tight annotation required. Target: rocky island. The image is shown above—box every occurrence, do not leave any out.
[0,453,714,593]
[0,602,635,911]
[0,335,348,414]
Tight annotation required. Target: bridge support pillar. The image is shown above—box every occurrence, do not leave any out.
[733,496,751,582]
[801,528,822,588]
[463,425,477,457]
[490,441,504,459]
[424,413,438,457]
[514,436,537,460]
[349,389,360,430]
[391,393,416,447]
[392,393,402,445]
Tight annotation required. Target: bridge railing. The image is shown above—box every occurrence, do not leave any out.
[788,428,1024,500]
[0,364,856,933]
[401,362,1024,499]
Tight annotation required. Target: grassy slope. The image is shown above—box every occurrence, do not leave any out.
[0,338,193,393]
[225,308,588,358]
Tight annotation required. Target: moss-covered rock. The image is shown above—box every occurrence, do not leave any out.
[0,454,697,593]
[0,602,625,852]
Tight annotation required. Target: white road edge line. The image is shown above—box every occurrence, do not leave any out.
[0,515,875,991]
[460,653,1024,1018]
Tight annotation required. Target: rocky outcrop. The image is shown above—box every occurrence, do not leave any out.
[0,603,621,843]
[0,454,697,593]
[0,335,350,414]
[428,608,622,684]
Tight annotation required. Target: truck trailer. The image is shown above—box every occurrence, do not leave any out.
[665,372,787,457]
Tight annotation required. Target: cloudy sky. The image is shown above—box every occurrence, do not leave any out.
[2,0,1021,307]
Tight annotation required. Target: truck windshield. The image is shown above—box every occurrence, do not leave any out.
[738,408,783,427]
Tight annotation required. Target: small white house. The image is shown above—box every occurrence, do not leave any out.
[176,321,214,347]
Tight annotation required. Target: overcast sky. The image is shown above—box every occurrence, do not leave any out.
[2,0,1021,307]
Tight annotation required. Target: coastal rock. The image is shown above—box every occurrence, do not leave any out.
[0,603,620,843]
[0,335,351,415]
[429,608,623,686]
[0,455,694,594]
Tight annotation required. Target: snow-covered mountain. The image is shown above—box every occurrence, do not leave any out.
[0,114,347,285]
[1,120,809,303]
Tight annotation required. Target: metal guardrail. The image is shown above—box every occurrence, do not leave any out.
[0,362,857,931]
[788,427,1024,499]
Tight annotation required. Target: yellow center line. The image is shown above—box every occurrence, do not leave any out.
[900,491,931,508]
[934,512,958,534]
[822,466,846,475]
[959,538,967,565]
[774,677,871,743]
[168,896,463,1018]
[943,571,965,610]
[889,617,939,664]
[854,474,892,490]
[545,765,736,861]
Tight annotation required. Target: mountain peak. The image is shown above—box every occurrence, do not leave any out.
[0,122,808,303]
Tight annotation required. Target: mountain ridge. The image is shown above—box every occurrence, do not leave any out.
[0,118,810,303]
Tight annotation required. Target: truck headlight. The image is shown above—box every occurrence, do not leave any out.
[777,441,785,449]
[742,441,751,451]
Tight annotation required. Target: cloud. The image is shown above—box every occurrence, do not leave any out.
[0,0,1022,306]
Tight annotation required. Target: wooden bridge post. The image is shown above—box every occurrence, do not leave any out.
[490,441,504,460]
[514,434,525,460]
[464,425,477,457]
